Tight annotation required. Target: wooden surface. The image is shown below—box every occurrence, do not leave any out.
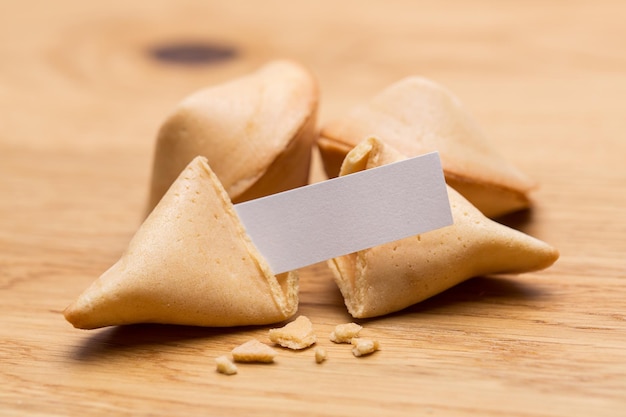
[2,1,626,416]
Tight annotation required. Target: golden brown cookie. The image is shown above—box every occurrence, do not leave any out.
[148,59,318,211]
[64,156,298,329]
[328,138,559,319]
[318,77,535,217]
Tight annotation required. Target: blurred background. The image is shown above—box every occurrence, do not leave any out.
[4,0,623,155]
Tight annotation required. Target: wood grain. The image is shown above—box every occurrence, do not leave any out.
[2,1,626,416]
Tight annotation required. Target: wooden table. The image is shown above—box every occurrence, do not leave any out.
[2,1,625,416]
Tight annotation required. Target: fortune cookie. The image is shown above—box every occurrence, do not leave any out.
[64,157,298,329]
[147,59,318,212]
[328,138,559,319]
[318,77,535,217]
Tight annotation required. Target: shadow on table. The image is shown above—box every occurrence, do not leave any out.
[494,208,534,231]
[69,323,266,362]
[69,274,548,361]
[359,274,549,325]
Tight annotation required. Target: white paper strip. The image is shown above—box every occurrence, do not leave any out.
[234,152,453,274]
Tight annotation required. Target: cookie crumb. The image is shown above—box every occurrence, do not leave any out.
[215,355,238,375]
[231,339,277,363]
[330,322,362,343]
[351,338,379,357]
[314,347,327,364]
[269,316,317,350]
